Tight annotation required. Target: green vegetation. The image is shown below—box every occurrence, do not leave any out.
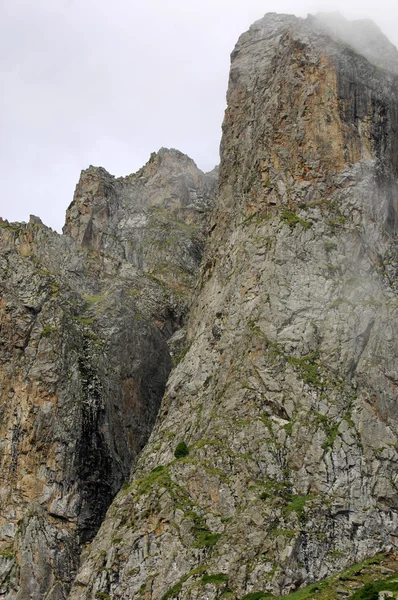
[220,590,234,598]
[161,582,183,600]
[249,324,325,389]
[41,325,58,337]
[161,566,208,600]
[283,494,314,521]
[351,584,379,600]
[259,478,292,502]
[324,242,337,251]
[238,209,273,227]
[174,441,190,459]
[0,549,14,560]
[321,423,339,451]
[270,529,298,539]
[0,222,21,234]
[95,594,110,600]
[82,293,106,305]
[281,582,327,599]
[351,579,398,599]
[286,352,322,387]
[194,531,222,548]
[111,537,122,545]
[275,554,396,600]
[137,465,168,495]
[283,421,294,436]
[172,346,190,367]
[241,593,269,600]
[201,573,229,584]
[183,509,223,549]
[75,315,95,327]
[312,409,349,453]
[327,216,346,227]
[280,209,312,230]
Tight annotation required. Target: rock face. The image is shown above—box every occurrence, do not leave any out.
[0,150,216,599]
[63,149,217,303]
[67,13,398,600]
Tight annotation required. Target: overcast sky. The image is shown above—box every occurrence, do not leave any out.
[1,0,398,232]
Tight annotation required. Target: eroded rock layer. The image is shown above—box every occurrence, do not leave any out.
[68,13,398,600]
[0,150,216,599]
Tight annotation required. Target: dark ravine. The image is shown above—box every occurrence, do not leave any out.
[1,10,398,600]
[0,150,216,599]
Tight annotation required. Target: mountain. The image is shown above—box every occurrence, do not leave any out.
[1,11,398,600]
[0,150,216,599]
[67,12,398,600]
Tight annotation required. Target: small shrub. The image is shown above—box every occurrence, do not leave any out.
[174,441,189,459]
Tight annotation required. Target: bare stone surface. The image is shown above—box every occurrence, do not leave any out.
[67,13,398,600]
[0,150,216,599]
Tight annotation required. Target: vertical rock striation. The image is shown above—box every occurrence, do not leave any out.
[0,150,216,598]
[68,13,398,600]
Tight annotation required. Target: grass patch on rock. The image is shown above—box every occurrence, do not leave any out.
[281,209,312,230]
[202,573,229,584]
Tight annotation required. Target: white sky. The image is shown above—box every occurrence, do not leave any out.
[1,0,398,232]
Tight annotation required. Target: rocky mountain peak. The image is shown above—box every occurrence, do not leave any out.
[63,149,217,280]
[67,12,398,600]
[0,147,217,598]
[2,10,398,600]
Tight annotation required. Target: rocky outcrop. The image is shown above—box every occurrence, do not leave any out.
[64,149,217,303]
[67,13,398,600]
[0,150,216,599]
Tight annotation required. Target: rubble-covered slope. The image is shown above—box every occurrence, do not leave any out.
[68,13,398,600]
[0,150,216,599]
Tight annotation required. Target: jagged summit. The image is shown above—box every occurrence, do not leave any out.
[2,11,398,600]
[0,148,217,599]
[68,11,398,600]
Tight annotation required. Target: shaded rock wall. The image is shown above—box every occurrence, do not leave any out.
[0,150,216,599]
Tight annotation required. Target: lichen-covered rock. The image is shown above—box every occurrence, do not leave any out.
[67,13,398,600]
[0,150,216,598]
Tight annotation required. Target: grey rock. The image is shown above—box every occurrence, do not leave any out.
[0,150,216,598]
[67,12,398,600]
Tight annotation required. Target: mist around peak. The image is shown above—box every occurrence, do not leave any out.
[309,11,398,73]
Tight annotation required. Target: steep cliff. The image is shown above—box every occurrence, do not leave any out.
[68,13,398,600]
[0,150,216,599]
